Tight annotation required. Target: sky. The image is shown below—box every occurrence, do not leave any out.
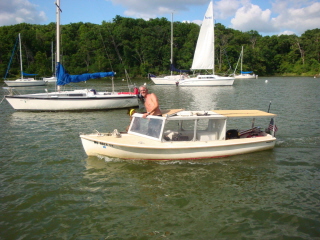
[0,0,320,36]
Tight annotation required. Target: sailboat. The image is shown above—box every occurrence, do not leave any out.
[234,46,257,79]
[4,0,139,111]
[178,1,234,86]
[4,33,47,87]
[150,13,190,85]
[43,41,57,83]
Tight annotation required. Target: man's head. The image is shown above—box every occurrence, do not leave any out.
[139,85,148,97]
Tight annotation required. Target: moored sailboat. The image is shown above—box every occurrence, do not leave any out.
[234,46,257,79]
[4,33,47,87]
[150,13,190,85]
[43,41,57,83]
[4,0,139,111]
[178,1,234,86]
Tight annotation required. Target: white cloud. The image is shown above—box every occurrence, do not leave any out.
[230,3,277,33]
[271,2,320,35]
[278,30,296,36]
[109,0,208,19]
[107,0,320,35]
[215,0,241,19]
[0,0,46,26]
[192,20,203,25]
[227,0,320,35]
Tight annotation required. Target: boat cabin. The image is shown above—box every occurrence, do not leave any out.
[128,110,276,142]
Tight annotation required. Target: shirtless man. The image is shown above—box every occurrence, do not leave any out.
[139,85,161,118]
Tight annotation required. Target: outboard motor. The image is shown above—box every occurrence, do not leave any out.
[226,129,239,139]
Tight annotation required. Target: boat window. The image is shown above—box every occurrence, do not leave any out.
[197,119,211,130]
[163,119,196,141]
[129,117,163,139]
[68,93,85,97]
[179,120,196,131]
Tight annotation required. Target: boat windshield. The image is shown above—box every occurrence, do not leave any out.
[129,116,164,140]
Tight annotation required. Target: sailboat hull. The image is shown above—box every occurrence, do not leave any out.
[5,92,138,111]
[178,75,234,86]
[151,75,187,85]
[234,74,257,79]
[43,76,57,82]
[4,79,47,87]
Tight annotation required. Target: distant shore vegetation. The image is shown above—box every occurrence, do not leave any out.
[1,15,319,79]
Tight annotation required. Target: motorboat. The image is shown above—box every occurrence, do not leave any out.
[80,109,277,160]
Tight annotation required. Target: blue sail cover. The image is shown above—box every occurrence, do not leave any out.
[170,64,189,73]
[241,71,253,74]
[23,72,38,76]
[56,62,115,86]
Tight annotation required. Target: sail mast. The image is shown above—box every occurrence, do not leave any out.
[241,45,243,74]
[212,0,214,74]
[51,41,54,75]
[170,13,173,76]
[55,0,61,90]
[56,0,61,64]
[19,33,23,79]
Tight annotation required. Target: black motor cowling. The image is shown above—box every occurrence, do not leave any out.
[226,129,239,139]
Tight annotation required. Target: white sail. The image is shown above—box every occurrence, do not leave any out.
[191,1,214,71]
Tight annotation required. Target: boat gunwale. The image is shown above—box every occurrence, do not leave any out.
[80,134,276,150]
[5,95,138,100]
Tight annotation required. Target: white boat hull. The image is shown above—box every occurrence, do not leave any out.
[80,134,276,160]
[43,76,57,82]
[5,79,47,87]
[235,74,257,79]
[5,91,138,111]
[178,75,234,86]
[151,75,186,85]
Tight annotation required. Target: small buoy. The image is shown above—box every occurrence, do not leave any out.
[265,80,268,83]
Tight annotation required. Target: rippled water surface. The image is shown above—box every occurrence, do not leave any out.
[1,77,319,239]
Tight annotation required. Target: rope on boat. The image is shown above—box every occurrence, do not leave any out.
[0,95,6,105]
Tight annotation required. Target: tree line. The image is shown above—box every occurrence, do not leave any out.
[0,15,319,79]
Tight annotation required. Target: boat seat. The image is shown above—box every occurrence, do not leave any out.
[164,131,190,141]
[196,131,217,141]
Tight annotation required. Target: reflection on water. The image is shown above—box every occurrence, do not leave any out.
[149,85,235,110]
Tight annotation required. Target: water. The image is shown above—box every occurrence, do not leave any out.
[1,77,320,239]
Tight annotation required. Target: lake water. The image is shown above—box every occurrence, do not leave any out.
[1,77,319,239]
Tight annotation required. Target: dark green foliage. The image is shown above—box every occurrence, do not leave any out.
[0,19,319,79]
